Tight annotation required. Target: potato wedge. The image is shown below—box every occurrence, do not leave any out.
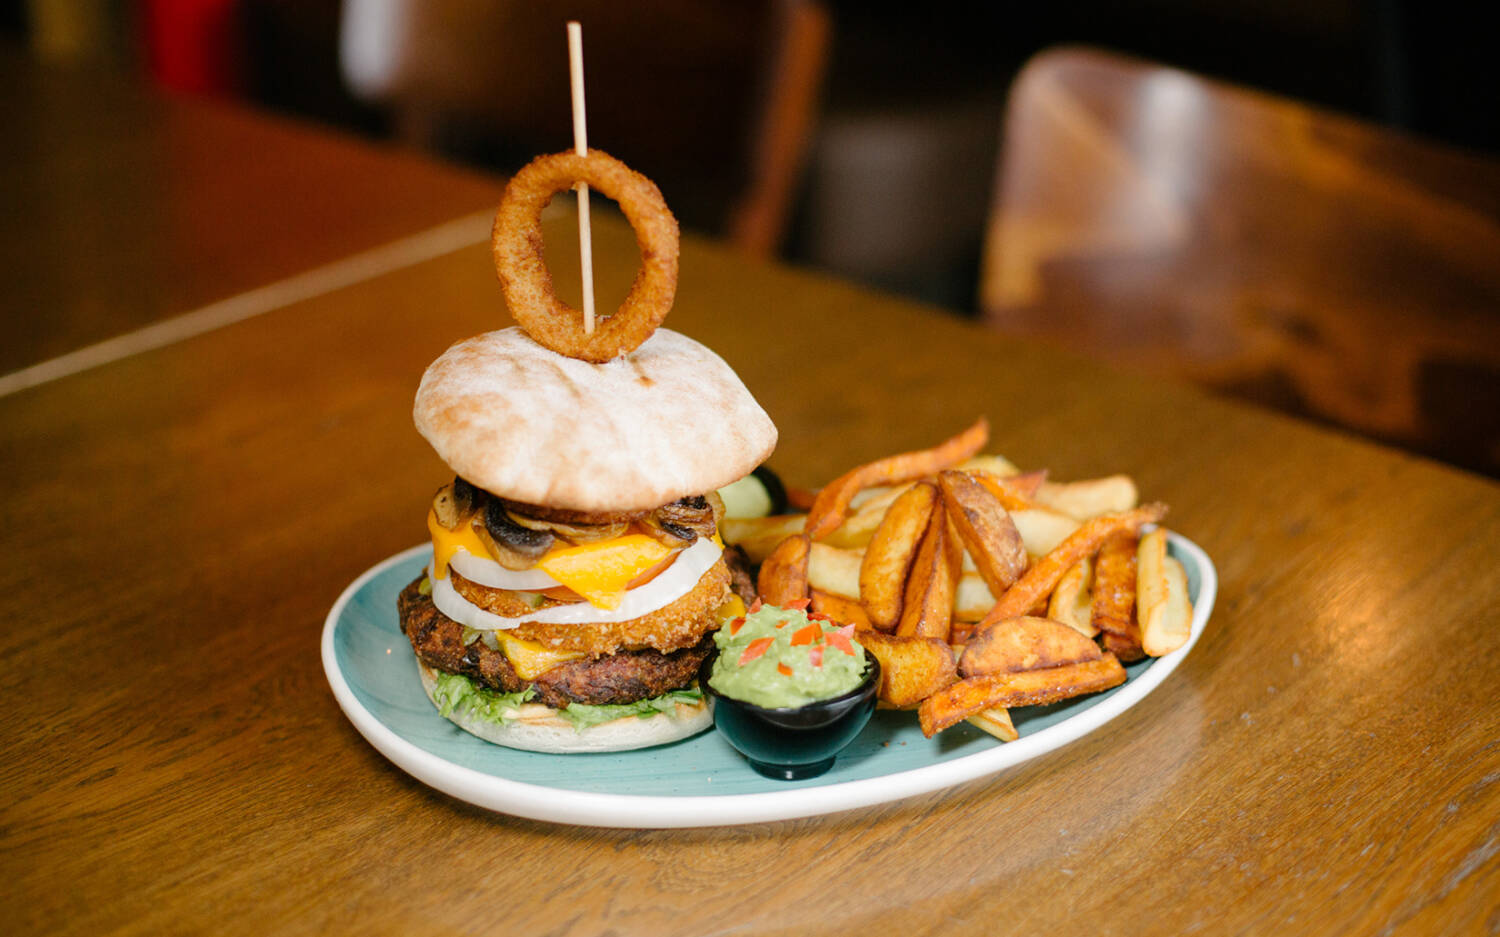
[965,707,1018,742]
[825,485,907,549]
[958,616,1102,677]
[940,471,1027,594]
[720,514,807,564]
[857,630,959,708]
[1090,530,1138,637]
[918,655,1128,735]
[804,418,989,540]
[896,503,958,641]
[1138,529,1193,656]
[858,481,938,628]
[756,533,810,606]
[1008,506,1081,556]
[807,542,863,599]
[957,454,1022,477]
[1048,557,1095,637]
[1101,627,1146,663]
[1036,475,1139,520]
[955,573,999,621]
[810,588,873,630]
[977,503,1168,628]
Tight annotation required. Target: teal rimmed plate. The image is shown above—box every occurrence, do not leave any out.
[322,533,1215,828]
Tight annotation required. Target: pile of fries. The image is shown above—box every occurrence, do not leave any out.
[721,418,1193,739]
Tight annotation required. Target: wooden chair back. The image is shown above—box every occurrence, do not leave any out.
[340,0,828,256]
[980,47,1500,475]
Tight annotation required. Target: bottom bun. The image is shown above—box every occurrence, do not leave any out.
[417,661,712,754]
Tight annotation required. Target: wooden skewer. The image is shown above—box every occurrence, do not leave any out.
[567,21,597,335]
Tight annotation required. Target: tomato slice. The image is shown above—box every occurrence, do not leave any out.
[777,662,793,677]
[785,597,812,610]
[808,645,824,668]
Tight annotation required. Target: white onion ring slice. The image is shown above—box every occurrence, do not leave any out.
[448,550,561,591]
[429,537,723,630]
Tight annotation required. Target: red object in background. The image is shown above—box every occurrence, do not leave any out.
[143,0,243,96]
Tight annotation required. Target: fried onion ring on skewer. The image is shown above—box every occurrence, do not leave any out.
[492,149,680,362]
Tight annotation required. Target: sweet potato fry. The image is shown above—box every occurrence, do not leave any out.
[1002,470,1048,499]
[785,486,818,512]
[1036,475,1139,520]
[1048,557,1095,636]
[858,481,938,628]
[804,418,989,540]
[976,503,1168,629]
[939,470,1027,595]
[719,513,808,564]
[857,630,958,708]
[1138,528,1193,656]
[918,655,1128,736]
[970,471,1040,512]
[958,616,1102,677]
[1090,529,1138,637]
[756,534,810,606]
[965,707,1018,742]
[810,588,873,630]
[896,502,958,641]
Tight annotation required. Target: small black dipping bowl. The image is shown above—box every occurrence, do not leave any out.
[699,653,880,780]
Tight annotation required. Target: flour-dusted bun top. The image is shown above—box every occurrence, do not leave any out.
[414,327,777,512]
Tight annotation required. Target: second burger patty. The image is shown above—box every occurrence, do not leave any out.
[398,577,714,708]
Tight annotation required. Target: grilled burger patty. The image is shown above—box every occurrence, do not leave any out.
[398,577,715,707]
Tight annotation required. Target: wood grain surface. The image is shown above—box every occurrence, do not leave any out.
[2,205,1497,936]
[0,45,504,375]
[980,48,1500,477]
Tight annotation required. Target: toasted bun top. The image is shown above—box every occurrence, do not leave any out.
[414,327,777,511]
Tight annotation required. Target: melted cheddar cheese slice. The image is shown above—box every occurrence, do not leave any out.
[428,510,492,579]
[537,534,673,610]
[493,632,585,679]
[427,512,681,610]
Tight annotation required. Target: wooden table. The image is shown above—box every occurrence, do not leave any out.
[4,57,1499,937]
[0,44,504,378]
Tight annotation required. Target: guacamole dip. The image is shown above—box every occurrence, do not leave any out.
[709,603,868,709]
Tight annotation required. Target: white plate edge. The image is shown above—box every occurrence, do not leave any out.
[322,534,1217,828]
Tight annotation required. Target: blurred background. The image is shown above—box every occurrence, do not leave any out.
[5,0,1498,475]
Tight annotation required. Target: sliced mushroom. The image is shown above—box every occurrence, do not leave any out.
[479,499,555,569]
[431,478,480,530]
[643,494,720,546]
[505,510,628,543]
[640,514,697,547]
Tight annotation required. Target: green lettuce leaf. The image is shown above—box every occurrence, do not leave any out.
[430,672,535,725]
[558,688,704,731]
[428,674,702,734]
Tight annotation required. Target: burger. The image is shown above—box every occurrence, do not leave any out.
[397,326,777,752]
